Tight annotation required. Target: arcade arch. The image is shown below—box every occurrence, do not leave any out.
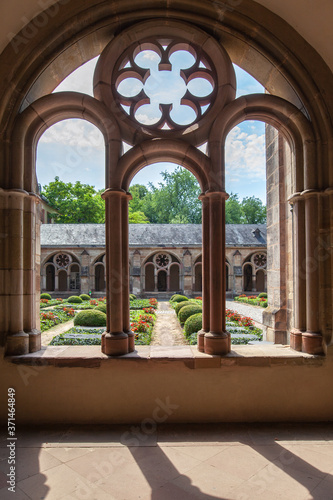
[2,13,331,359]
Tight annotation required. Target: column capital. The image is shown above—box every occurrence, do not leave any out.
[101,188,127,200]
[301,188,321,199]
[288,192,302,204]
[0,188,30,198]
[204,190,229,200]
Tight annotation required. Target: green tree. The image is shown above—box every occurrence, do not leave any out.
[225,193,243,224]
[139,167,202,223]
[42,177,150,224]
[241,196,266,223]
[129,184,149,213]
[42,177,105,223]
[128,206,149,223]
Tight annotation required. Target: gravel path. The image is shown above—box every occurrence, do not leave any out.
[150,301,187,346]
[226,300,264,324]
[41,319,74,346]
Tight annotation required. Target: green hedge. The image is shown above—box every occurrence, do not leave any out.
[40,293,51,300]
[95,303,107,314]
[80,294,91,301]
[67,295,83,304]
[258,292,267,298]
[129,294,136,301]
[175,300,192,315]
[178,304,202,324]
[184,313,202,337]
[74,310,106,327]
[170,294,189,303]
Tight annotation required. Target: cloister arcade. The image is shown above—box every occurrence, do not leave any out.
[40,225,268,297]
[0,0,332,425]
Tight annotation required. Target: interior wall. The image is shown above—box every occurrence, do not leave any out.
[1,358,333,424]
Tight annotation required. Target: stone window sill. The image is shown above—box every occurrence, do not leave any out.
[7,344,323,369]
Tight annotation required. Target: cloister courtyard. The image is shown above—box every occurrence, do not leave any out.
[0,0,332,498]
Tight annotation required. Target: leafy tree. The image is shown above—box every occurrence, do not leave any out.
[128,206,149,224]
[225,193,243,224]
[241,196,266,223]
[138,167,202,224]
[129,184,149,213]
[41,177,105,223]
[42,177,150,224]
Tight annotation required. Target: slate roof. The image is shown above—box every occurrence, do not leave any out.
[41,223,267,248]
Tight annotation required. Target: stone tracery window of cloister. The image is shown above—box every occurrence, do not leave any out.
[4,18,328,358]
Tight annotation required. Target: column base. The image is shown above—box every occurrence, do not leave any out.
[197,330,206,352]
[302,332,324,355]
[102,332,129,356]
[6,332,30,355]
[204,332,230,355]
[28,330,41,352]
[127,331,135,352]
[290,329,303,351]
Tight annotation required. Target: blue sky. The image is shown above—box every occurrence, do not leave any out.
[36,53,266,202]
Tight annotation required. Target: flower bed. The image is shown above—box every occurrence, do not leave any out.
[130,298,158,310]
[234,294,268,308]
[177,304,262,346]
[130,309,156,345]
[40,307,75,332]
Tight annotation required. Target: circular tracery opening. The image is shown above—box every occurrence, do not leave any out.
[114,40,216,130]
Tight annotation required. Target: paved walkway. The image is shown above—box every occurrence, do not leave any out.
[150,301,187,346]
[1,423,332,500]
[42,319,74,346]
[226,300,264,324]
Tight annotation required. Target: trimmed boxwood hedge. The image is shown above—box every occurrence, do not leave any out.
[74,310,106,327]
[129,294,136,300]
[95,303,107,314]
[67,295,83,304]
[80,294,91,301]
[178,304,202,324]
[175,300,192,315]
[40,293,51,300]
[258,292,267,298]
[184,312,202,337]
[170,294,189,303]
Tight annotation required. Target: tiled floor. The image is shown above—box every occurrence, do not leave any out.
[0,424,333,499]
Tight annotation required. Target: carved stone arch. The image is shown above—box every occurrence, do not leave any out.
[116,139,213,192]
[209,93,316,192]
[11,92,121,192]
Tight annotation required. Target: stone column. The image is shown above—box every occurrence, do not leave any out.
[122,193,134,352]
[204,191,230,355]
[289,194,306,351]
[197,194,210,351]
[23,193,41,352]
[302,190,323,354]
[101,189,128,356]
[1,189,30,355]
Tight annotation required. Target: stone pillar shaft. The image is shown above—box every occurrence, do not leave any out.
[1,189,30,355]
[200,194,210,332]
[122,193,134,352]
[102,189,128,356]
[203,191,230,355]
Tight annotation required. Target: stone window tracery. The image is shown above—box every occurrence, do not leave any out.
[114,39,216,131]
[253,253,267,269]
[53,253,71,269]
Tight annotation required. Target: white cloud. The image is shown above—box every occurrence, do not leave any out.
[39,119,104,150]
[225,126,265,181]
[142,51,160,62]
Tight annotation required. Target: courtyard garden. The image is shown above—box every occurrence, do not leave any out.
[234,292,268,307]
[42,294,157,346]
[169,295,263,345]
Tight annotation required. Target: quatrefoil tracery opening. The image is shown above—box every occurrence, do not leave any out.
[114,40,217,131]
